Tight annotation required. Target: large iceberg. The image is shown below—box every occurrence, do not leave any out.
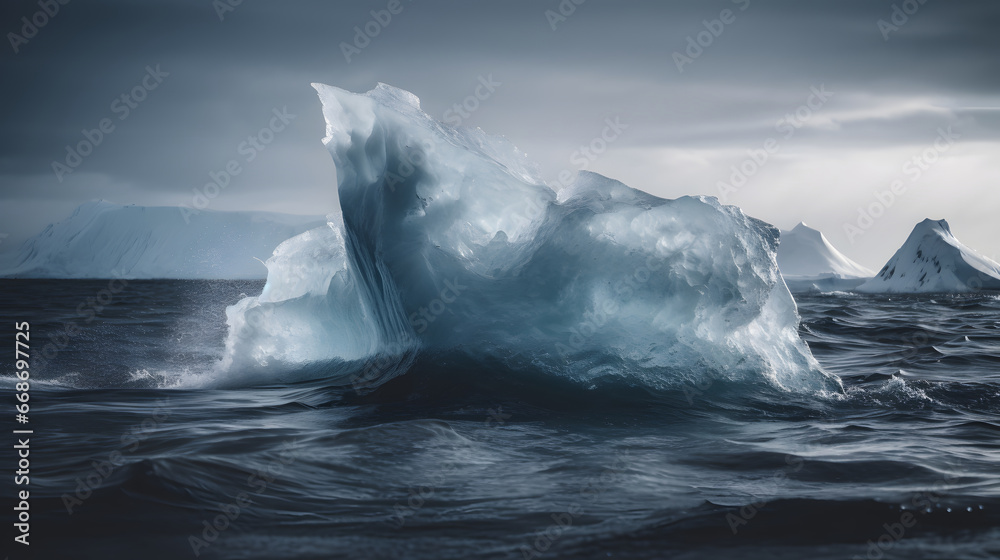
[0,201,325,279]
[222,83,840,393]
[858,218,1000,293]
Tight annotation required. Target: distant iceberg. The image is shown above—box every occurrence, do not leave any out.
[778,222,874,279]
[778,222,873,292]
[0,201,325,279]
[220,83,841,393]
[858,219,1000,293]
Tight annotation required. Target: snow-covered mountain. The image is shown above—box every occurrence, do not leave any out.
[0,201,327,279]
[858,218,1000,293]
[778,222,874,280]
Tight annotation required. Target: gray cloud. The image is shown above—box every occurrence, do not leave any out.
[1,0,997,267]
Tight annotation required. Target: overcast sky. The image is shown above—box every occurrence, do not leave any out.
[1,0,997,269]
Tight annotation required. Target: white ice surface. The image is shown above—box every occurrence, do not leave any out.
[778,222,874,280]
[858,219,1000,293]
[0,201,325,279]
[219,83,841,393]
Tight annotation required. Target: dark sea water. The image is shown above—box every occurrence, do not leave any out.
[2,279,1000,559]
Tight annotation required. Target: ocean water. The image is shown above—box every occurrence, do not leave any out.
[2,279,999,559]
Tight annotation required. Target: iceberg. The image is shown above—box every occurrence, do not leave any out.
[858,218,1000,293]
[221,83,841,393]
[778,222,874,279]
[778,222,873,292]
[0,201,325,279]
